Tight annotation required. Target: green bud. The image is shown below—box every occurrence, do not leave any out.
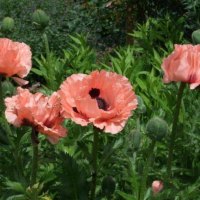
[146,117,168,141]
[102,176,116,197]
[32,9,49,29]
[136,95,146,114]
[192,29,200,44]
[132,129,141,151]
[1,17,14,33]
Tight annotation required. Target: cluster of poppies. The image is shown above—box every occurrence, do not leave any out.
[1,38,199,144]
[0,38,138,143]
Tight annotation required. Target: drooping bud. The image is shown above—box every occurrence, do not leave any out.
[1,17,14,33]
[192,29,200,44]
[152,180,163,195]
[136,95,146,114]
[146,116,168,141]
[102,176,116,197]
[32,9,49,29]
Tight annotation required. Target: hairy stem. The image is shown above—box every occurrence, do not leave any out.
[90,129,99,200]
[139,140,156,200]
[30,129,39,187]
[0,75,5,114]
[42,33,50,57]
[167,82,186,178]
[0,76,14,146]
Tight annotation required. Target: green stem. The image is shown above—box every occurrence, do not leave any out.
[139,140,156,200]
[42,33,50,57]
[0,76,14,146]
[167,82,186,178]
[0,75,5,113]
[90,128,99,200]
[30,129,39,187]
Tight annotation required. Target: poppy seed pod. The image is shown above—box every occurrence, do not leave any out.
[1,17,14,33]
[146,117,168,141]
[192,29,200,44]
[32,9,49,29]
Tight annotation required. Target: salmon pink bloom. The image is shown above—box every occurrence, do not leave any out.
[59,70,137,134]
[152,180,163,195]
[0,38,32,84]
[162,44,200,89]
[5,88,67,144]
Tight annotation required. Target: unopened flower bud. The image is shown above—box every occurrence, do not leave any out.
[152,180,163,195]
[192,29,200,44]
[102,176,116,197]
[136,95,146,114]
[1,17,14,33]
[146,117,168,141]
[32,9,49,29]
[132,129,141,151]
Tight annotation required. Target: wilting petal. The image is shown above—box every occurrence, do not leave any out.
[12,77,29,86]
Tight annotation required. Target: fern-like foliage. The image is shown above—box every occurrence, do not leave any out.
[56,153,89,200]
[32,52,66,91]
[181,0,200,31]
[63,34,97,74]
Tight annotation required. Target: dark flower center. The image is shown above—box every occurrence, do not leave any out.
[71,88,108,113]
[96,97,107,111]
[89,88,100,98]
[73,107,79,113]
[89,88,108,111]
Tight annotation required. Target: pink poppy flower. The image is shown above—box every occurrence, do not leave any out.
[0,38,32,84]
[162,44,200,89]
[5,88,67,144]
[59,70,138,134]
[152,180,163,195]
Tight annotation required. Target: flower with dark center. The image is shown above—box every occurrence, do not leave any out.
[96,97,108,111]
[59,70,138,134]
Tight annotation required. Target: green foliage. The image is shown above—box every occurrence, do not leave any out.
[102,46,138,79]
[32,52,66,91]
[56,153,89,200]
[131,15,185,49]
[32,33,97,90]
[181,0,200,31]
[63,34,97,74]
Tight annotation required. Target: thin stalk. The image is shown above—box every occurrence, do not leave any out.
[0,76,14,146]
[0,75,5,113]
[167,82,186,178]
[139,140,156,200]
[42,33,50,57]
[30,129,39,187]
[90,129,99,200]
